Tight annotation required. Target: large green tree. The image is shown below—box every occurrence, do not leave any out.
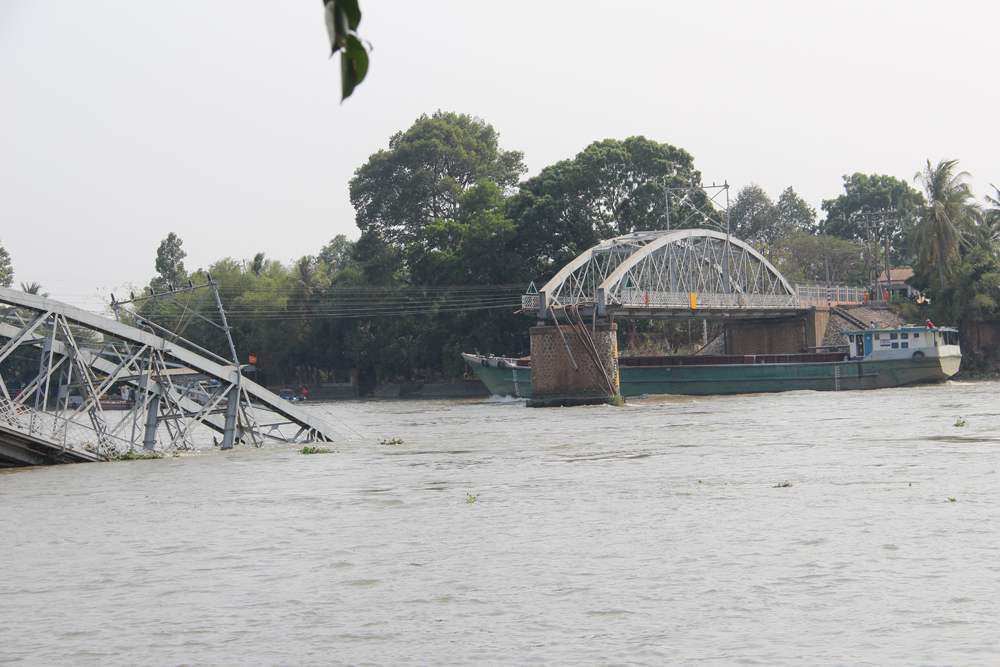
[729,184,779,249]
[912,159,983,285]
[508,136,714,276]
[822,173,923,240]
[349,111,526,248]
[775,186,817,235]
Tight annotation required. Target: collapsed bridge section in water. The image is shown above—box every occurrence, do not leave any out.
[0,285,348,467]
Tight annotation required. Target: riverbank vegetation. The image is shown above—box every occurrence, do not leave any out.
[10,111,993,383]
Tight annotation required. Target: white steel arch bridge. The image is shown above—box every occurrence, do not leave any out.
[523,229,856,321]
[0,286,349,467]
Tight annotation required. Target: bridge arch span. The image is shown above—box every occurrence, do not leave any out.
[533,229,798,319]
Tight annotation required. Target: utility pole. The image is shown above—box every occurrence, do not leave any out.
[883,211,892,300]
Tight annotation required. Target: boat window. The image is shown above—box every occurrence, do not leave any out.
[901,342,909,348]
[891,342,899,349]
[901,333,908,339]
[912,332,919,338]
[889,333,898,340]
[874,334,880,340]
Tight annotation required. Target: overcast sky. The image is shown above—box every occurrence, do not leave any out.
[1,1,997,310]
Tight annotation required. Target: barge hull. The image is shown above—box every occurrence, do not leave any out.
[463,353,959,399]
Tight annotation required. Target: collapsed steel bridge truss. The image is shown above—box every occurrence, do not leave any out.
[0,285,345,465]
[526,229,799,320]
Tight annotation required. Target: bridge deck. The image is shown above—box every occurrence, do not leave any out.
[0,420,104,467]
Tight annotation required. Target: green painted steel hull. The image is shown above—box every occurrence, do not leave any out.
[621,355,960,396]
[461,355,531,398]
[463,353,960,398]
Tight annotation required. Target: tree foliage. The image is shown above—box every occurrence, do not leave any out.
[322,0,369,100]
[771,233,866,285]
[822,173,924,240]
[0,238,11,288]
[349,111,526,248]
[911,159,983,286]
[729,184,779,249]
[508,136,714,276]
[776,186,817,235]
[151,232,188,290]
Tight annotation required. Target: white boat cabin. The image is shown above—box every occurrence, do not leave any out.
[842,325,960,361]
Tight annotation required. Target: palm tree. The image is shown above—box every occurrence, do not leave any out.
[20,281,50,298]
[912,159,982,285]
[986,184,1000,241]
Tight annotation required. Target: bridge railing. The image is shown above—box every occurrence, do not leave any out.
[0,397,131,460]
[795,284,865,306]
[617,290,798,310]
[522,285,867,313]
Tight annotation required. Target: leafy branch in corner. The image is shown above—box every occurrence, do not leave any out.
[323,0,370,100]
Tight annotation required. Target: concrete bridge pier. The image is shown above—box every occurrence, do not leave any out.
[528,322,619,407]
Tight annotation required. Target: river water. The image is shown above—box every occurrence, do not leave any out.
[2,381,999,666]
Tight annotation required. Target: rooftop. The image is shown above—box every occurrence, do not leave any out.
[877,268,914,282]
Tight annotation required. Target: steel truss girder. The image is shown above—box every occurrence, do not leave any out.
[534,230,797,319]
[0,287,344,462]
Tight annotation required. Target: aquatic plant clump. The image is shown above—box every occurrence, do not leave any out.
[109,448,161,461]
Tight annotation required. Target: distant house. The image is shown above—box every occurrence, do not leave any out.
[876,268,918,299]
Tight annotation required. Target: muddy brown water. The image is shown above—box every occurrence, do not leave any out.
[2,381,999,665]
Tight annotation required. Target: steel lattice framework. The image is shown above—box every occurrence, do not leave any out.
[0,287,347,466]
[527,230,799,320]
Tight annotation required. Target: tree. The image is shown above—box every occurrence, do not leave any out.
[0,238,11,288]
[248,252,268,276]
[912,159,983,285]
[775,186,817,235]
[407,180,521,286]
[729,184,779,249]
[822,173,924,240]
[19,281,49,297]
[985,184,1000,241]
[771,233,866,285]
[508,136,715,276]
[151,232,188,290]
[318,235,357,272]
[349,111,526,248]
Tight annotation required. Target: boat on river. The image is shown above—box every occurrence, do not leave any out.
[462,325,961,398]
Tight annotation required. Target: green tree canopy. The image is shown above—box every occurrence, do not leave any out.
[729,184,779,249]
[318,235,357,271]
[151,232,188,290]
[821,172,923,237]
[0,238,11,288]
[771,233,866,285]
[912,159,983,285]
[775,186,817,235]
[349,111,526,248]
[508,136,714,276]
[406,180,521,286]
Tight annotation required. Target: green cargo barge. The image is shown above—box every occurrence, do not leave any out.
[462,326,961,398]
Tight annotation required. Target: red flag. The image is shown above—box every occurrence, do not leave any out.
[248,355,257,364]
